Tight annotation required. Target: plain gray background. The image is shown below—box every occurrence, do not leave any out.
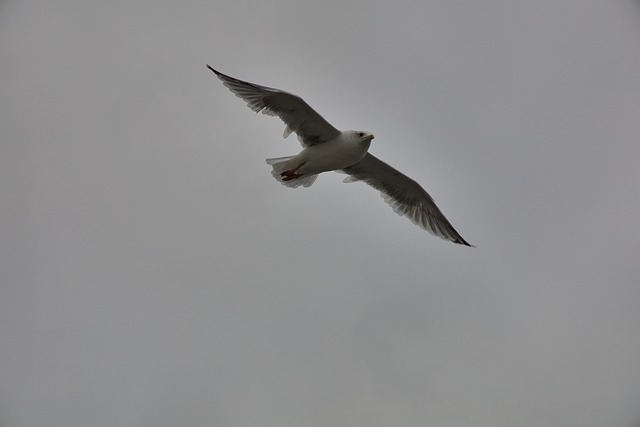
[1,0,639,426]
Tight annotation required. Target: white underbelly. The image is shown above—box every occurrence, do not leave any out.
[297,140,369,175]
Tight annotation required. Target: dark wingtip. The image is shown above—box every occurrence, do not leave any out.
[456,238,475,247]
[206,64,219,75]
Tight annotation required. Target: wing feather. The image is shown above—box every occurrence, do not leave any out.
[342,154,473,246]
[207,66,341,147]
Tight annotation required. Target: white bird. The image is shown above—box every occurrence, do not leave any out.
[208,65,473,246]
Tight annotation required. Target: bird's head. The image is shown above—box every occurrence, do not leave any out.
[351,130,375,142]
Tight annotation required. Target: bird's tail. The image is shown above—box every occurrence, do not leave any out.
[265,156,318,188]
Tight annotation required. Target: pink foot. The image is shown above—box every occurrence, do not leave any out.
[280,162,305,181]
[282,173,304,181]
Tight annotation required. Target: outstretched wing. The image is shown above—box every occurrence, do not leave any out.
[342,154,473,246]
[208,66,341,147]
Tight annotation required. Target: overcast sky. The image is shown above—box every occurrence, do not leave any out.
[1,1,640,426]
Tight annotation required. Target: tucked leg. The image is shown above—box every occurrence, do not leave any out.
[280,162,306,181]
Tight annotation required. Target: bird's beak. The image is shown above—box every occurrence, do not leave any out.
[370,133,375,140]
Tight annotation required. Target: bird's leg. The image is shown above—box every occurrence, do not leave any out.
[280,162,306,181]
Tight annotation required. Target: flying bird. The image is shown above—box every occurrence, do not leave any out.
[207,65,473,246]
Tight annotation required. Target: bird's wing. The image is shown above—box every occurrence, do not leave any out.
[208,66,341,147]
[342,153,473,246]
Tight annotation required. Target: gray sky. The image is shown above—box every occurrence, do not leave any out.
[1,0,640,426]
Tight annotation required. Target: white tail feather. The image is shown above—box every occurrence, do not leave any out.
[265,156,318,188]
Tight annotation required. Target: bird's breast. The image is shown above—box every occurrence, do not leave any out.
[298,138,369,174]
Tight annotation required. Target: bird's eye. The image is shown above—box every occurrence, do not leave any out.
[357,132,364,137]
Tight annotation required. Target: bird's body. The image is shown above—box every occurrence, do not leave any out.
[267,130,374,188]
[207,65,473,246]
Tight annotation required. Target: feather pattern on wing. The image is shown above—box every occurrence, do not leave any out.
[207,66,341,147]
[342,154,473,246]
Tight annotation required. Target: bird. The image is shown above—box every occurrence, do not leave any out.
[207,65,473,246]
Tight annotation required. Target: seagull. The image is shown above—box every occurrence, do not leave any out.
[207,65,473,246]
